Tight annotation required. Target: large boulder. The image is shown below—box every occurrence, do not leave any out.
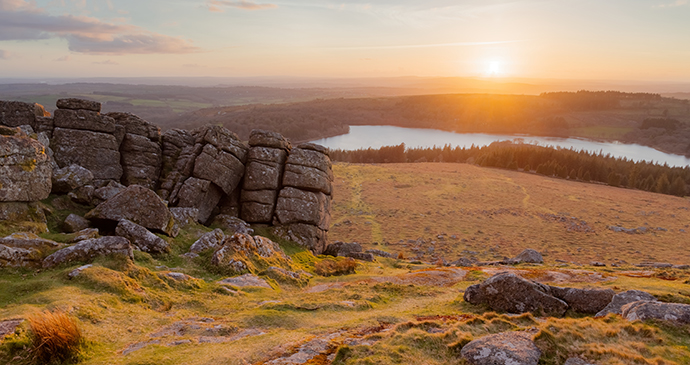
[42,236,133,269]
[548,287,615,314]
[51,127,122,181]
[467,273,568,317]
[0,127,52,202]
[461,331,541,365]
[175,177,223,223]
[595,290,657,317]
[0,232,60,252]
[115,219,170,254]
[622,301,690,325]
[53,109,115,133]
[0,101,46,128]
[52,164,94,193]
[274,187,331,230]
[56,98,101,112]
[248,129,291,151]
[323,241,363,257]
[192,144,245,195]
[85,185,176,236]
[105,112,160,140]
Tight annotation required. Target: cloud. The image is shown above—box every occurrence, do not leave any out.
[207,0,277,12]
[329,40,525,50]
[0,49,13,60]
[92,59,118,65]
[0,0,199,54]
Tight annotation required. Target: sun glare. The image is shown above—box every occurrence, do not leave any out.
[485,60,502,77]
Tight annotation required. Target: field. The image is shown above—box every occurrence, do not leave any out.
[330,162,690,265]
[1,162,690,365]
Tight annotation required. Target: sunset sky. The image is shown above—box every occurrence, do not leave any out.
[0,0,689,81]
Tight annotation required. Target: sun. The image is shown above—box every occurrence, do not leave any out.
[485,60,502,77]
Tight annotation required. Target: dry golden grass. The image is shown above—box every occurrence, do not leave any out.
[315,258,358,276]
[28,310,82,363]
[330,162,690,264]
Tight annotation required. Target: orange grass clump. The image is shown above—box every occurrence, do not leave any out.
[315,258,357,276]
[28,310,82,363]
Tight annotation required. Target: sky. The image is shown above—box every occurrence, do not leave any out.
[0,0,689,81]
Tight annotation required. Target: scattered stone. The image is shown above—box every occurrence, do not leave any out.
[68,264,93,279]
[451,257,475,267]
[115,219,170,254]
[513,248,544,264]
[93,180,126,201]
[218,274,271,289]
[69,228,99,243]
[461,331,541,365]
[189,229,225,253]
[595,290,657,317]
[622,301,690,325]
[348,252,375,262]
[43,236,133,268]
[86,185,176,236]
[266,332,342,365]
[365,249,395,258]
[0,319,24,339]
[590,261,606,267]
[323,241,362,257]
[52,164,94,193]
[68,185,95,205]
[63,213,90,233]
[0,244,41,267]
[635,262,673,268]
[0,232,60,251]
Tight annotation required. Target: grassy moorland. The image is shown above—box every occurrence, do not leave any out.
[1,163,690,365]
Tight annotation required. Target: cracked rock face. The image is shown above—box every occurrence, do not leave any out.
[0,128,52,202]
[461,331,541,365]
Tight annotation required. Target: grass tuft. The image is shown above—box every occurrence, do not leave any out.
[28,310,83,364]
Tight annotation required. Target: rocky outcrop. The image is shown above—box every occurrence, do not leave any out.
[461,331,541,365]
[85,185,176,236]
[240,130,290,223]
[176,177,222,223]
[0,126,52,202]
[52,127,122,181]
[115,219,170,254]
[42,236,133,268]
[157,129,197,201]
[622,301,690,325]
[595,290,657,317]
[0,100,50,131]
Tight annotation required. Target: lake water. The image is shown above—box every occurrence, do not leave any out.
[310,125,690,168]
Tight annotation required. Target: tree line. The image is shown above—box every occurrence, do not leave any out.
[329,142,689,197]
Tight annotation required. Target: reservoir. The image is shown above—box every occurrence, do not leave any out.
[311,125,690,168]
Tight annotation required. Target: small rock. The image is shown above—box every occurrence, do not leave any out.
[52,165,94,193]
[62,214,90,233]
[68,264,93,278]
[590,261,606,267]
[461,331,540,365]
[115,219,170,254]
[513,248,543,264]
[43,236,133,269]
[210,215,253,235]
[170,207,199,228]
[218,274,271,289]
[69,228,99,243]
[189,229,225,253]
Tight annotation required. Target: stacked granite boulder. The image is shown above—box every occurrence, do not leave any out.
[240,130,291,223]
[273,143,333,253]
[0,100,52,135]
[106,112,162,190]
[158,125,248,223]
[51,99,123,183]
